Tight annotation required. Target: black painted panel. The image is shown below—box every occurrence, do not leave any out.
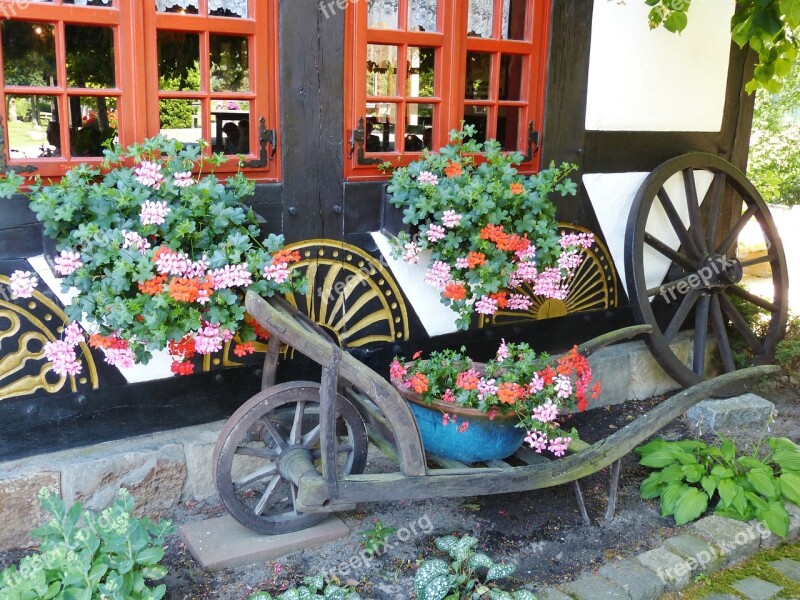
[344,181,382,234]
[0,224,42,259]
[0,194,37,229]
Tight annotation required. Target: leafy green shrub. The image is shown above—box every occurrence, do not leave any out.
[158,99,194,129]
[637,436,800,536]
[415,535,536,600]
[775,316,800,382]
[247,575,361,600]
[0,488,175,600]
[359,519,397,555]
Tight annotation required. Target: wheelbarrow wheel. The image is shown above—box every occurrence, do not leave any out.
[625,152,788,386]
[213,381,368,535]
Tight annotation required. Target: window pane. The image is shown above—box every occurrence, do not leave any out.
[209,0,248,18]
[463,105,488,144]
[66,26,116,88]
[502,0,527,39]
[366,45,398,97]
[465,52,491,100]
[156,0,199,13]
[212,100,251,154]
[409,0,437,32]
[210,35,249,92]
[159,98,201,145]
[365,103,397,152]
[158,32,200,91]
[497,106,520,150]
[1,22,57,87]
[69,96,118,157]
[63,0,113,5]
[467,0,493,38]
[499,54,523,101]
[368,0,399,30]
[406,47,434,97]
[6,94,59,158]
[405,103,434,151]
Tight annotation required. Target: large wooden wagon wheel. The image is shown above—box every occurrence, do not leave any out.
[625,153,788,386]
[213,382,368,535]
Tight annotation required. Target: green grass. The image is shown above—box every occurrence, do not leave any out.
[7,119,46,150]
[661,541,800,599]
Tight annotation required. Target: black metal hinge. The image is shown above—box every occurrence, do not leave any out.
[0,116,37,175]
[241,116,277,169]
[348,116,382,166]
[524,121,540,163]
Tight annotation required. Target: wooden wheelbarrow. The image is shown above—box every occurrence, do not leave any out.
[212,291,778,535]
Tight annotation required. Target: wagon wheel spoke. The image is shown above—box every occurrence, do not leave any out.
[289,484,299,516]
[235,446,277,459]
[260,418,286,451]
[290,401,306,445]
[692,293,711,375]
[683,168,708,254]
[234,462,278,490]
[709,294,736,373]
[718,293,763,354]
[644,233,696,271]
[254,476,282,515]
[302,424,321,448]
[657,187,703,260]
[704,172,726,247]
[647,271,698,298]
[715,204,758,256]
[739,251,776,269]
[664,289,700,342]
[727,285,780,314]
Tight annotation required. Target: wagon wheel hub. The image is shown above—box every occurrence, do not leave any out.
[699,254,743,291]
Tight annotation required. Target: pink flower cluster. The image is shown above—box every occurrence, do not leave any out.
[417,171,439,186]
[194,322,234,355]
[155,249,194,276]
[263,262,290,284]
[104,345,135,370]
[455,257,470,269]
[554,375,573,399]
[122,231,151,254]
[425,224,446,243]
[134,161,164,188]
[558,250,583,273]
[210,263,253,290]
[441,210,462,228]
[173,171,194,188]
[474,295,498,315]
[496,339,509,361]
[43,322,85,376]
[532,398,558,423]
[424,260,451,290]
[531,268,568,300]
[524,430,571,456]
[54,250,83,276]
[9,270,38,298]
[140,200,171,226]
[402,242,422,264]
[506,294,532,310]
[477,377,498,401]
[561,232,594,249]
[390,359,408,380]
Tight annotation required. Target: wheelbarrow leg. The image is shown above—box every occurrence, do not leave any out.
[571,481,591,526]
[603,459,622,523]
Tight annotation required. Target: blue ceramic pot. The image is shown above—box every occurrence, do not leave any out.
[399,388,525,463]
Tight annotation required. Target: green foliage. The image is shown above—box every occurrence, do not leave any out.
[646,0,799,93]
[637,435,800,536]
[359,519,397,555]
[0,488,175,600]
[386,125,580,329]
[775,316,800,381]
[247,575,361,600]
[158,99,194,129]
[414,535,535,600]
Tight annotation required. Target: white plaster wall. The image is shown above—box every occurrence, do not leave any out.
[585,0,735,132]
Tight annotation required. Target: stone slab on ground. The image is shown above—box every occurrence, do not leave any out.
[731,576,783,600]
[770,558,800,582]
[598,559,664,600]
[786,503,800,542]
[636,546,692,592]
[698,595,740,600]
[179,514,350,571]
[691,515,760,563]
[535,588,574,600]
[685,394,775,431]
[663,534,724,573]
[561,574,631,599]
[0,471,60,549]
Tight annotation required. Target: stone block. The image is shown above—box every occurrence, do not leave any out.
[535,588,574,600]
[636,547,692,592]
[598,559,664,600]
[685,394,775,432]
[769,558,800,582]
[587,345,631,408]
[749,519,781,549]
[691,515,760,564]
[697,595,740,600]
[179,514,350,571]
[60,444,186,515]
[562,574,631,599]
[731,576,783,600]
[181,426,223,502]
[786,503,800,542]
[627,336,688,400]
[0,471,60,549]
[663,534,724,573]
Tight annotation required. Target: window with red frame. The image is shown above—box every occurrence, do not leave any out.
[0,0,279,179]
[344,0,550,179]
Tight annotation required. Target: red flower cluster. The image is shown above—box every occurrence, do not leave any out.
[555,346,599,412]
[444,161,463,178]
[168,277,214,303]
[244,314,271,341]
[168,335,196,376]
[138,274,167,296]
[479,224,530,253]
[89,333,129,350]
[443,281,467,301]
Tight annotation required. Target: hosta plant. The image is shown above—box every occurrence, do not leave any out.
[247,575,361,600]
[386,125,590,329]
[0,488,175,600]
[0,135,305,376]
[415,535,537,600]
[637,435,800,536]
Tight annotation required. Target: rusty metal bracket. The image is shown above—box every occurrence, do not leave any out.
[350,116,382,166]
[0,116,38,175]
[241,116,276,168]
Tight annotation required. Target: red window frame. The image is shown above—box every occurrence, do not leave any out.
[0,0,280,182]
[344,0,550,181]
